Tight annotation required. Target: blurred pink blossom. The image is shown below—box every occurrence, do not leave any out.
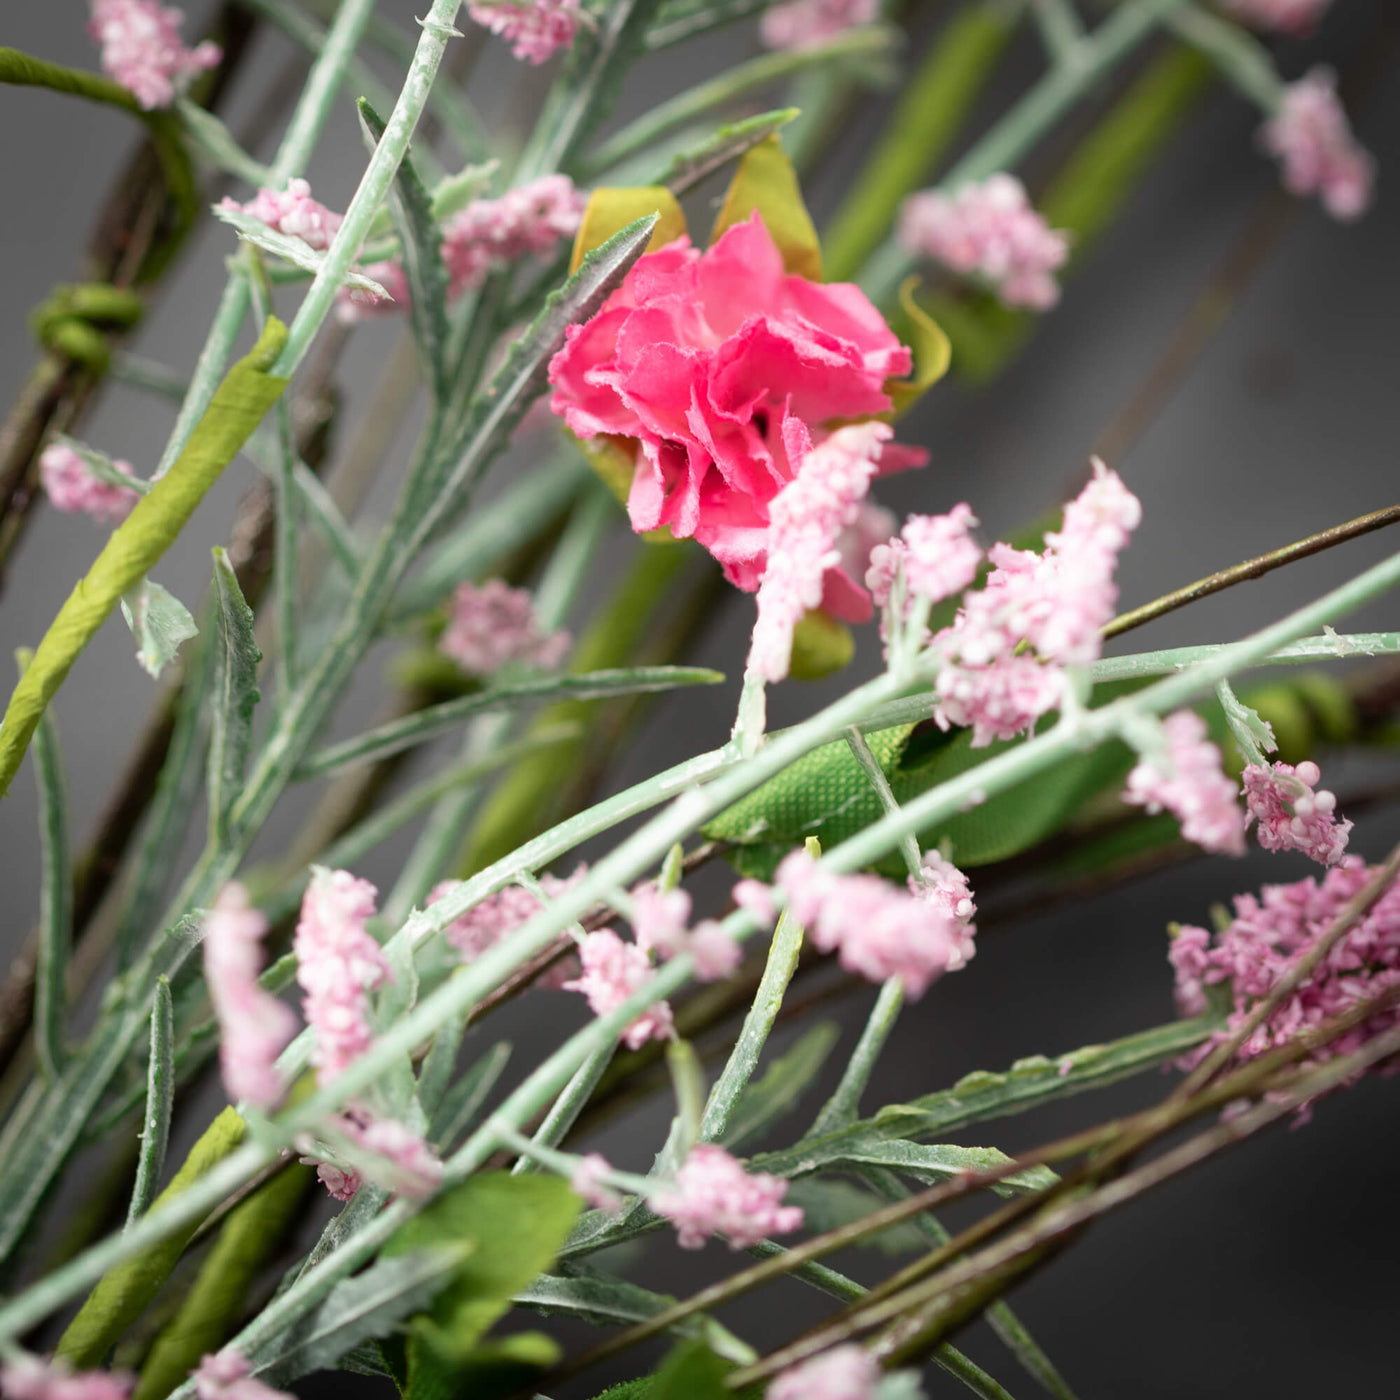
[88,0,220,110]
[1,1356,134,1400]
[1124,711,1246,856]
[899,174,1068,309]
[439,579,570,675]
[651,1144,802,1249]
[193,1351,290,1400]
[571,1152,623,1212]
[768,1345,880,1400]
[203,882,298,1108]
[761,0,879,50]
[1260,68,1375,220]
[222,178,343,250]
[563,929,675,1049]
[1222,0,1332,34]
[39,444,140,526]
[442,174,585,296]
[466,0,583,63]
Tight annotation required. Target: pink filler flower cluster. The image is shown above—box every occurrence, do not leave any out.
[761,0,879,51]
[466,0,584,65]
[439,579,571,674]
[899,173,1069,310]
[1169,857,1400,1114]
[88,0,220,110]
[1260,68,1375,221]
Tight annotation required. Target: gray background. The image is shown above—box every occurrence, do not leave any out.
[2,1,1399,1395]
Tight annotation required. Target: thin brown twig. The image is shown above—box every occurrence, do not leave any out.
[1103,503,1400,641]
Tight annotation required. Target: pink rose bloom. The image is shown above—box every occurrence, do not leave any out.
[548,213,920,612]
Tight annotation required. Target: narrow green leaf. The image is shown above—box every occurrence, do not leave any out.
[207,549,262,845]
[56,1107,247,1367]
[213,205,390,296]
[752,1013,1222,1181]
[121,578,199,680]
[253,1246,474,1386]
[421,215,660,549]
[382,1173,580,1400]
[816,1137,1059,1198]
[0,318,287,797]
[720,1022,840,1151]
[429,160,499,220]
[26,649,71,1082]
[296,666,722,779]
[661,108,800,196]
[431,1331,559,1400]
[782,1178,928,1255]
[125,978,174,1230]
[430,1041,512,1149]
[359,100,451,401]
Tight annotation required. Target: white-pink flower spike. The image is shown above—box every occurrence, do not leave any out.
[1124,711,1247,856]
[293,868,391,1085]
[1242,760,1352,866]
[39,444,140,526]
[748,422,890,684]
[899,174,1069,310]
[441,175,585,296]
[222,179,343,251]
[88,0,220,110]
[202,882,298,1109]
[1259,68,1375,221]
[651,1143,803,1249]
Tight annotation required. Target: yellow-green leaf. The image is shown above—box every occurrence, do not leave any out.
[789,609,854,680]
[570,187,688,273]
[709,136,821,280]
[0,318,288,797]
[885,277,951,417]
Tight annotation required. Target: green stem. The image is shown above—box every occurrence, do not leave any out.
[585,25,896,176]
[809,979,904,1137]
[1092,632,1400,684]
[821,4,1016,282]
[1167,3,1283,110]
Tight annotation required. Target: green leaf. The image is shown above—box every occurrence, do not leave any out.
[358,100,451,402]
[751,1013,1222,1181]
[212,205,391,297]
[720,1023,839,1150]
[125,978,174,1229]
[661,108,800,196]
[430,1041,513,1149]
[56,1107,247,1367]
[206,549,262,845]
[24,648,70,1082]
[253,1246,475,1387]
[569,187,688,273]
[648,1339,733,1400]
[121,578,199,680]
[0,317,287,797]
[813,1136,1059,1198]
[885,279,951,418]
[296,666,722,779]
[709,136,821,279]
[433,1331,559,1400]
[382,1173,580,1400]
[429,161,499,220]
[782,1178,927,1255]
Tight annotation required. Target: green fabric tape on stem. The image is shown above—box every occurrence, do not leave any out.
[134,1163,314,1400]
[0,317,288,797]
[56,1107,248,1368]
